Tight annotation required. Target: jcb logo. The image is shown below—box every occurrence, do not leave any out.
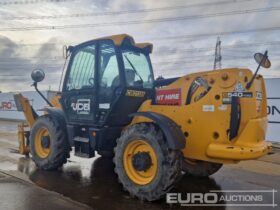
[71,99,90,115]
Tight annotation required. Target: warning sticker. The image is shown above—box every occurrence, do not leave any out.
[256,91,262,101]
[218,105,228,111]
[156,89,181,105]
[233,81,246,92]
[202,105,215,112]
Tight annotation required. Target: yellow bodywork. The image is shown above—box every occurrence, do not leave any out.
[50,94,61,108]
[15,69,271,163]
[14,93,36,128]
[130,68,271,164]
[18,123,30,155]
[14,93,60,155]
[92,34,153,52]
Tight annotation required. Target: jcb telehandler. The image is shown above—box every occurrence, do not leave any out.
[14,34,272,201]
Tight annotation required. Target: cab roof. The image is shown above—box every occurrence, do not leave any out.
[94,34,153,53]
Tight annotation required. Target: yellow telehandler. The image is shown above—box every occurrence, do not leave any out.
[14,34,272,201]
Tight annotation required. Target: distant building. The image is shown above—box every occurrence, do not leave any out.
[265,78,280,143]
[0,91,56,121]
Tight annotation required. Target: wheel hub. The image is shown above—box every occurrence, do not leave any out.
[123,139,158,185]
[34,127,51,158]
[41,136,50,148]
[132,152,152,171]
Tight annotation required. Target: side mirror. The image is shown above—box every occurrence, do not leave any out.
[63,45,68,59]
[246,50,270,89]
[63,45,74,59]
[31,69,45,83]
[254,52,271,68]
[30,69,53,107]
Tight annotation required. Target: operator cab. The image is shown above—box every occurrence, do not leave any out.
[60,34,154,127]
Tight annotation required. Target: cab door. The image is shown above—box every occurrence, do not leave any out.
[96,40,124,125]
[97,43,155,126]
[61,42,97,125]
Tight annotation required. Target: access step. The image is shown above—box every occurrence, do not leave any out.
[73,136,95,158]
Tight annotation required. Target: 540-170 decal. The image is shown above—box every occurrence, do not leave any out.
[222,92,253,104]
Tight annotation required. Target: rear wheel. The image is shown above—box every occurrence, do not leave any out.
[182,159,222,177]
[113,123,182,201]
[30,116,70,170]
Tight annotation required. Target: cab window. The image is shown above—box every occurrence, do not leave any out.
[99,42,119,89]
[65,44,96,91]
[98,41,120,104]
[122,50,153,88]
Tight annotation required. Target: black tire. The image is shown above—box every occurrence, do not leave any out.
[30,115,70,170]
[182,159,222,177]
[113,123,182,201]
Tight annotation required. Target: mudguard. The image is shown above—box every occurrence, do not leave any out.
[130,112,186,150]
[40,107,66,126]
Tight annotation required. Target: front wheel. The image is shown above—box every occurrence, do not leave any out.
[30,116,70,170]
[113,123,182,201]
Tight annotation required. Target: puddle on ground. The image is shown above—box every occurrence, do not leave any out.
[14,156,228,210]
[2,149,278,210]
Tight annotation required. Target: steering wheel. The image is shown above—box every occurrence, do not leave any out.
[89,78,95,86]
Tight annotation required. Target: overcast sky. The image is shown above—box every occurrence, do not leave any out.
[0,0,279,92]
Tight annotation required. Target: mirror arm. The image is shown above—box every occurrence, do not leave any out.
[246,50,268,90]
[32,82,53,107]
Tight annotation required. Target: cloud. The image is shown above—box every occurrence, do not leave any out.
[0,36,17,55]
[0,35,64,92]
[0,35,32,76]
[0,0,280,92]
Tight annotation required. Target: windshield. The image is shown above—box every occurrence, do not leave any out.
[121,49,153,88]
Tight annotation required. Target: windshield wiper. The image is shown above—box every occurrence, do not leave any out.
[124,55,143,83]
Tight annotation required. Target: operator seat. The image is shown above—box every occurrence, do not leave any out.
[126,69,136,86]
[111,69,135,88]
